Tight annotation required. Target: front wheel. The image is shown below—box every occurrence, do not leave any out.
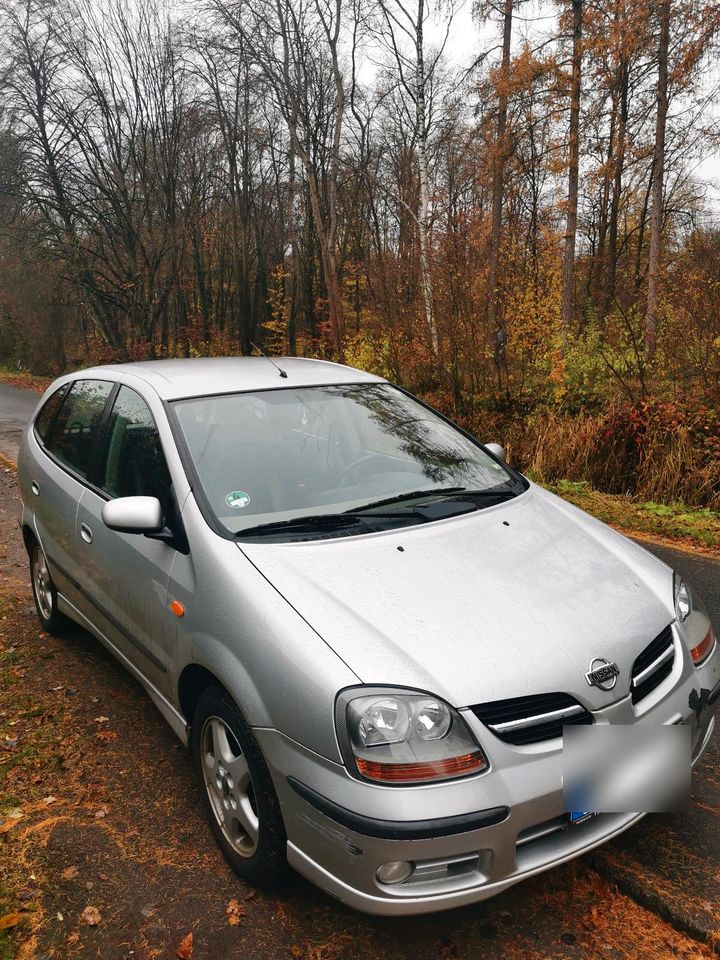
[191,685,288,887]
[29,541,69,636]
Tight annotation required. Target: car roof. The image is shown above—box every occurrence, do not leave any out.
[71,356,385,401]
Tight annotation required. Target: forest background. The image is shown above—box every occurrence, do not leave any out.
[1,0,720,516]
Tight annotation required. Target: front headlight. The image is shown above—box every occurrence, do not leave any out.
[674,577,692,622]
[336,688,488,784]
[674,574,715,665]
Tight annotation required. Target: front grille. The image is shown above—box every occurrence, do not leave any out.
[471,692,593,745]
[631,624,675,703]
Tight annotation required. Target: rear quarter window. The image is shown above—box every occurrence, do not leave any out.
[44,379,114,479]
[34,384,69,443]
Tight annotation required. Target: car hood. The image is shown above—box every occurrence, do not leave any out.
[239,485,675,709]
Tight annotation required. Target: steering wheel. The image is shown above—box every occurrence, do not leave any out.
[337,453,390,487]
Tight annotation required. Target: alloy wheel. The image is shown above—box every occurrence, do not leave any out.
[32,545,54,622]
[200,716,259,858]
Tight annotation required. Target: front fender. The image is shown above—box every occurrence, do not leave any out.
[171,496,360,764]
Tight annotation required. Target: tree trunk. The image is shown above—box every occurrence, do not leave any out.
[487,0,513,365]
[415,0,438,355]
[561,0,583,331]
[645,0,670,362]
[601,60,628,322]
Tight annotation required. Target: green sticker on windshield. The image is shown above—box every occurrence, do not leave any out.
[225,490,251,509]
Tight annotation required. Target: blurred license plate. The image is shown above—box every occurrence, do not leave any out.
[569,811,596,825]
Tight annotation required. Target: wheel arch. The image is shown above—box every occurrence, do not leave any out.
[22,523,37,556]
[178,663,225,725]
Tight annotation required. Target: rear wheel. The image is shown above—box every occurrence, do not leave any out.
[192,685,288,887]
[29,541,69,636]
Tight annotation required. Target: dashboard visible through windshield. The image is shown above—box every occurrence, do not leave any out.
[172,383,525,538]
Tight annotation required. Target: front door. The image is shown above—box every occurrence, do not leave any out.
[75,385,178,696]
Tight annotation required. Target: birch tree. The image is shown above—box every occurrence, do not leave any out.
[374,0,456,355]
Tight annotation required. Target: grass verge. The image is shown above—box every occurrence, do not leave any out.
[544,479,720,558]
[0,369,51,394]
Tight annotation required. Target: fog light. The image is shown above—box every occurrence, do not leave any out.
[376,860,414,885]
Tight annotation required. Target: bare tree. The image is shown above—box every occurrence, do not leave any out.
[644,0,669,361]
[561,0,583,330]
[208,0,347,356]
[478,0,514,385]
[374,0,456,355]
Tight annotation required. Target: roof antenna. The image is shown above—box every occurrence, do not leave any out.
[250,342,288,379]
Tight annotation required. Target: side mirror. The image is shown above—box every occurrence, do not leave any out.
[484,442,505,462]
[102,496,163,534]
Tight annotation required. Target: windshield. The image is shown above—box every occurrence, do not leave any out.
[172,383,525,537]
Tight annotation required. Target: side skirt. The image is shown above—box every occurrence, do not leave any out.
[57,593,189,747]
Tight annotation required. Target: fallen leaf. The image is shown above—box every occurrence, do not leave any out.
[98,872,109,881]
[95,730,118,742]
[43,795,57,805]
[226,898,244,926]
[94,808,109,819]
[94,716,110,723]
[80,905,101,926]
[0,913,22,931]
[176,932,193,959]
[61,865,79,880]
[56,913,63,921]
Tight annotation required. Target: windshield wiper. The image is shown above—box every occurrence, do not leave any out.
[237,510,422,538]
[348,486,518,514]
[237,487,520,538]
[346,487,467,513]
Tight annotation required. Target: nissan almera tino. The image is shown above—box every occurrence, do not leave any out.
[18,357,719,914]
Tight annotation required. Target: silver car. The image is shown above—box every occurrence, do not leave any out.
[18,357,720,915]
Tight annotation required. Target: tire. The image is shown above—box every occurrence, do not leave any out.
[192,685,288,887]
[29,540,69,636]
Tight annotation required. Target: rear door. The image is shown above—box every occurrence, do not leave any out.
[30,379,114,610]
[75,384,179,694]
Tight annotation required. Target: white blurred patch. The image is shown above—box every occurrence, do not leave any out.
[563,725,690,814]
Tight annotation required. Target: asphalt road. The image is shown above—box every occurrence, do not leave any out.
[0,380,717,954]
[0,381,40,462]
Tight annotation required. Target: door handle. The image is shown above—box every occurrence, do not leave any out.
[31,480,40,496]
[80,523,93,544]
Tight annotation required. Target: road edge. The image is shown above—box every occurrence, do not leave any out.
[586,853,720,954]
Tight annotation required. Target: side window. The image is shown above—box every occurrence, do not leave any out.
[98,386,172,515]
[34,384,69,443]
[45,380,113,479]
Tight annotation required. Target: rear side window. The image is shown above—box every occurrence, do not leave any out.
[45,379,113,479]
[34,384,69,443]
[97,386,172,515]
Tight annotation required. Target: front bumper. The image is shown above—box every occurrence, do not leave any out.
[256,636,720,916]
